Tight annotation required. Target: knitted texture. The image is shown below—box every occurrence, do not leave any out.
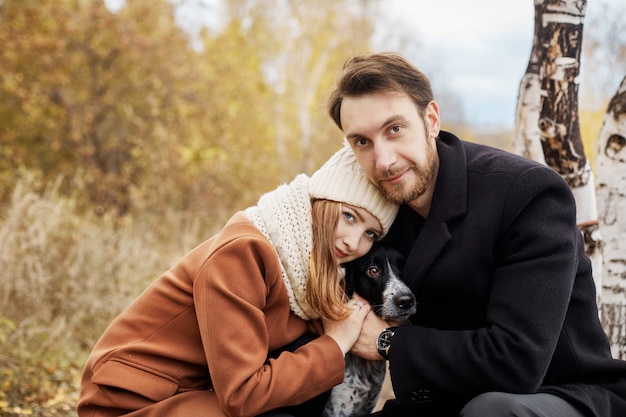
[309,144,398,237]
[245,174,317,320]
[245,172,383,416]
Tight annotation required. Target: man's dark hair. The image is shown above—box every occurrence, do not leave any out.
[327,52,434,130]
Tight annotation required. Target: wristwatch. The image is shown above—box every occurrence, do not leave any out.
[376,327,396,360]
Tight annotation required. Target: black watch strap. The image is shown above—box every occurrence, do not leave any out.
[376,327,396,360]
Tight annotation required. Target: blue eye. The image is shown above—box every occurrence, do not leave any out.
[343,212,355,222]
[365,230,378,240]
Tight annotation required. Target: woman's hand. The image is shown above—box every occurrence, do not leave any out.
[322,298,370,356]
[349,293,390,360]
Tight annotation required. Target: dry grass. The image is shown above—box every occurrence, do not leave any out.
[0,174,213,416]
[0,174,398,416]
[3,173,620,415]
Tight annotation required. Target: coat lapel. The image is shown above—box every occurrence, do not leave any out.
[403,220,451,288]
[401,132,468,288]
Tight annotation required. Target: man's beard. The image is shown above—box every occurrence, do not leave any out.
[377,144,437,205]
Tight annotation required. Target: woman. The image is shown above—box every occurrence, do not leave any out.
[77,145,399,417]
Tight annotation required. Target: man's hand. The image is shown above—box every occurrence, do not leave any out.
[349,293,390,360]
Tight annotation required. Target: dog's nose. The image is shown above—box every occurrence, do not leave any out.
[395,294,415,310]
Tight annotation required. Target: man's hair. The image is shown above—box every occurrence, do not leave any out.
[327,52,434,130]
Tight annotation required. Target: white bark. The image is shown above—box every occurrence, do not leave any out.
[571,167,602,305]
[514,73,547,163]
[597,75,626,359]
[515,0,602,299]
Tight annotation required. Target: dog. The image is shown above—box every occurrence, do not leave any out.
[344,243,416,323]
[323,242,416,417]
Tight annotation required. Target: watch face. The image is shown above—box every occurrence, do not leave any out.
[377,328,394,349]
[377,328,395,359]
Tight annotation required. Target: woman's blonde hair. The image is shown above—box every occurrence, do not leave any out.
[306,199,350,320]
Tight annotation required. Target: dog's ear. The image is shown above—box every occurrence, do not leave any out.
[394,252,406,272]
[382,244,406,272]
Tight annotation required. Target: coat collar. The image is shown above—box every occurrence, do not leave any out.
[396,131,468,286]
[429,131,468,222]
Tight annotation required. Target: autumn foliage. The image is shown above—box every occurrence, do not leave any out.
[0,0,377,217]
[1,0,623,415]
[0,0,380,415]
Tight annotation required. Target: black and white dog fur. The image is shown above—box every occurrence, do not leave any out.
[323,242,416,417]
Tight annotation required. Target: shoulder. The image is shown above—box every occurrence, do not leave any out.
[439,131,575,218]
[187,212,268,251]
[439,131,569,190]
[461,142,576,228]
[466,140,569,193]
[462,139,547,177]
[185,212,280,274]
[223,211,267,236]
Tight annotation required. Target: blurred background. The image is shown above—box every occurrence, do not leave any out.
[0,0,624,415]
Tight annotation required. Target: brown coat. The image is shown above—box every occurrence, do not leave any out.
[78,212,345,417]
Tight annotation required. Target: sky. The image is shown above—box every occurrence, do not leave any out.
[385,0,625,129]
[105,0,625,130]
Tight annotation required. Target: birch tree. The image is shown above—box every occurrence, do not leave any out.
[513,0,603,301]
[597,76,626,359]
[514,2,547,163]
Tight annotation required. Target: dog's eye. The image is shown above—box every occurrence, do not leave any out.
[366,266,381,278]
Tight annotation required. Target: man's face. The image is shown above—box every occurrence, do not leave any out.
[340,91,440,211]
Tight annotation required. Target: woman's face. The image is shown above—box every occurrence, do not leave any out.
[334,203,382,264]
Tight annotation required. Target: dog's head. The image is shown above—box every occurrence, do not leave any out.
[344,242,416,322]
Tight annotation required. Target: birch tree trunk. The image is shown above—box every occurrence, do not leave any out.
[597,75,626,359]
[513,0,603,303]
[514,2,546,163]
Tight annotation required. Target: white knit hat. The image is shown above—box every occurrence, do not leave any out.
[309,144,399,237]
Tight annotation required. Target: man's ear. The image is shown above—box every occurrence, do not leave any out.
[425,101,441,138]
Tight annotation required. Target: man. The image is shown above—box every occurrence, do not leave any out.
[327,52,626,417]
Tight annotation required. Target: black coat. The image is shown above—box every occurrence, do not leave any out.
[381,131,626,417]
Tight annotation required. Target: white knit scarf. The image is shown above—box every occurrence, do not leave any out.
[244,174,318,320]
[245,174,383,417]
